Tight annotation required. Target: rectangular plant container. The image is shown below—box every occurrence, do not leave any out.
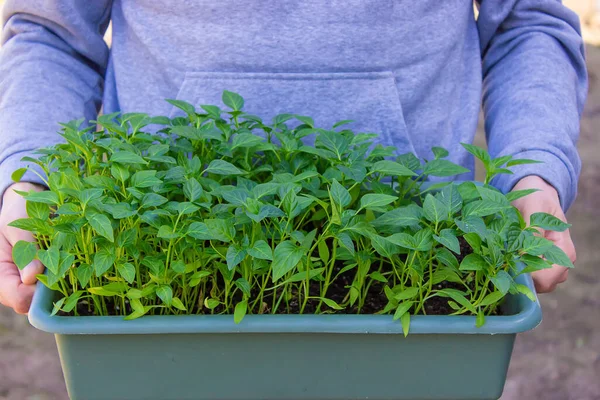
[28,273,542,400]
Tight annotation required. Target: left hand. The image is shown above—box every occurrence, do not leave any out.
[511,176,576,293]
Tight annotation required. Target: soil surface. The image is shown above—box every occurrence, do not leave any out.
[1,21,599,400]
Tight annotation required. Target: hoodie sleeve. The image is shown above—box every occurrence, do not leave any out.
[476,0,588,211]
[0,1,112,194]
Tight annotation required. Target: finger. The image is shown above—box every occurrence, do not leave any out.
[532,265,569,293]
[2,220,44,285]
[0,261,36,314]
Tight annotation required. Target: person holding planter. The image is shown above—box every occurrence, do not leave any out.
[0,3,586,399]
[0,0,584,315]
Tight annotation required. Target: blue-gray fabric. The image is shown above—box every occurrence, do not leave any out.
[0,1,588,210]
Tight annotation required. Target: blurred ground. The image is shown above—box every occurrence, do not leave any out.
[1,2,600,400]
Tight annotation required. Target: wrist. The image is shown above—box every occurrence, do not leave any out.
[514,175,559,201]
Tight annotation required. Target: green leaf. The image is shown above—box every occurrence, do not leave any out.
[401,312,411,337]
[522,236,554,256]
[454,216,487,237]
[479,291,505,307]
[117,262,136,284]
[476,310,485,328]
[330,179,351,208]
[432,147,449,159]
[157,225,180,240]
[130,170,161,188]
[204,160,244,175]
[226,245,246,271]
[204,298,220,310]
[359,193,397,210]
[394,287,419,301]
[166,99,196,116]
[234,299,248,324]
[51,298,66,316]
[456,181,481,202]
[461,143,491,165]
[423,159,469,177]
[370,160,416,177]
[433,229,460,254]
[183,178,203,202]
[76,263,93,287]
[247,240,273,261]
[272,241,304,282]
[321,297,344,310]
[476,186,509,206]
[372,204,422,229]
[459,253,488,271]
[172,298,187,311]
[85,210,114,242]
[385,232,416,250]
[437,289,477,313]
[93,248,116,276]
[189,271,211,287]
[37,246,59,274]
[506,189,539,202]
[24,191,60,205]
[8,218,52,235]
[393,301,413,321]
[515,284,536,302]
[413,228,434,251]
[205,219,235,242]
[463,232,482,254]
[435,247,459,270]
[317,240,330,264]
[141,193,168,208]
[436,184,463,215]
[156,285,173,306]
[61,291,83,313]
[519,254,553,274]
[12,240,37,270]
[337,233,355,256]
[369,271,388,283]
[529,212,571,232]
[506,158,543,167]
[26,201,50,220]
[176,202,200,215]
[110,151,147,165]
[491,270,513,295]
[11,167,28,182]
[201,105,221,118]
[234,278,251,297]
[463,199,510,217]
[171,260,186,274]
[423,193,449,224]
[232,133,263,149]
[222,90,244,111]
[284,268,325,284]
[543,245,574,268]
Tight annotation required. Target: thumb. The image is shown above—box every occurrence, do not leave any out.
[4,219,44,286]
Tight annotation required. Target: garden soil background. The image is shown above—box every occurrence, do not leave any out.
[1,3,599,399]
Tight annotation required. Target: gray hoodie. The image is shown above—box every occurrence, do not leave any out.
[0,0,587,209]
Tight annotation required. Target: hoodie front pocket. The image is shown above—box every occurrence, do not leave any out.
[169,71,415,155]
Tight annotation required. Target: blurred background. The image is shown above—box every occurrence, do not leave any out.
[0,1,599,399]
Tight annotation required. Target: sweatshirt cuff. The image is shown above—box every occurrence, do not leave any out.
[0,150,47,198]
[491,149,575,212]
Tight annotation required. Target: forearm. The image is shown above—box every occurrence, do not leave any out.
[0,0,112,195]
[477,0,588,210]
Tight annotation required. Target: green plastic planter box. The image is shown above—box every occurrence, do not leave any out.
[28,273,541,400]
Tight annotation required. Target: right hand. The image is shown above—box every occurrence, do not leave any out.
[0,182,45,314]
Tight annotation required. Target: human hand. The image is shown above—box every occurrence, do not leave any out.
[0,182,45,314]
[511,176,576,293]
